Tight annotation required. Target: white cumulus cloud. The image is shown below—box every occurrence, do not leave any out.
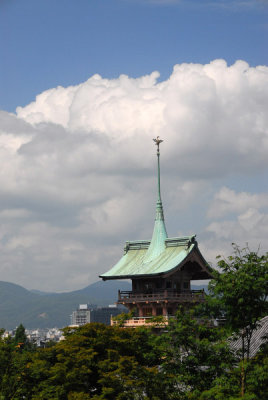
[207,187,268,218]
[0,59,267,291]
[204,187,268,259]
[17,60,268,178]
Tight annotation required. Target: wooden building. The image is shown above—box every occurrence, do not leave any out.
[100,138,213,326]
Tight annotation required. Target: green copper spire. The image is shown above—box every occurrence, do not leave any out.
[143,137,168,262]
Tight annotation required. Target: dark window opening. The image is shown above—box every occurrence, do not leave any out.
[143,307,152,316]
[156,280,162,289]
[156,307,163,316]
[144,283,153,293]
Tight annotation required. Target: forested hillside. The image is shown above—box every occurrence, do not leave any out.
[0,280,132,329]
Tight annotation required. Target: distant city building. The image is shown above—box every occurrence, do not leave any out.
[90,305,126,325]
[71,304,92,326]
[70,304,126,326]
[2,328,64,347]
[26,327,65,346]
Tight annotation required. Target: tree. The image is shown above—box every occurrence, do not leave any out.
[159,308,236,399]
[199,342,268,400]
[209,245,268,361]
[20,323,170,399]
[0,328,33,400]
[209,244,268,397]
[14,324,27,348]
[246,341,268,400]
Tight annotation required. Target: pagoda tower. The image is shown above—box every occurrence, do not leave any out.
[100,138,213,327]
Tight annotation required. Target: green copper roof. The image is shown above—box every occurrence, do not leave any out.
[100,236,197,279]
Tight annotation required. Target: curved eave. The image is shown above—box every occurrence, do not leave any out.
[157,245,214,280]
[193,245,214,278]
[100,242,213,280]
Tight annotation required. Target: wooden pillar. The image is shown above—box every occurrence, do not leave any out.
[152,304,157,316]
[137,304,143,317]
[162,302,168,316]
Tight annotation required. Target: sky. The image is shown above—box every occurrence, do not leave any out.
[0,0,267,292]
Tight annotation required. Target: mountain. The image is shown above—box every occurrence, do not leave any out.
[0,280,131,330]
[0,280,208,330]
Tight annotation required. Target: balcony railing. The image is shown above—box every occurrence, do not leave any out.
[118,289,205,303]
[111,316,170,328]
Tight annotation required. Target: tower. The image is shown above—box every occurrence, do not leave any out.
[100,138,213,326]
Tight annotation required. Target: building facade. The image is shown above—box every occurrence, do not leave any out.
[71,304,125,326]
[71,304,92,326]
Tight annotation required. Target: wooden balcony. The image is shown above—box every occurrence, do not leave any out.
[111,316,169,328]
[118,289,205,304]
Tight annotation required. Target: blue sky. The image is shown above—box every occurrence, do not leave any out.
[0,0,267,291]
[1,0,267,111]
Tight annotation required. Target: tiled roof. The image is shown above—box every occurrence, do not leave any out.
[230,316,268,358]
[100,236,212,279]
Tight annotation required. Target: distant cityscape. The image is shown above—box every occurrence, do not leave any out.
[3,303,127,347]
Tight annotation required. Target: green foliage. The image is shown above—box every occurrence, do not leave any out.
[8,323,169,399]
[0,330,33,399]
[200,343,268,400]
[13,323,35,352]
[159,308,236,399]
[245,342,268,400]
[210,245,268,328]
[111,311,135,327]
[14,324,27,346]
[209,245,268,362]
[0,315,267,399]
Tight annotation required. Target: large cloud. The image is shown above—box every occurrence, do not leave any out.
[0,59,267,291]
[207,187,268,219]
[203,187,268,262]
[17,60,268,177]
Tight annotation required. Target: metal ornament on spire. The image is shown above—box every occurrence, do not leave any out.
[153,136,163,153]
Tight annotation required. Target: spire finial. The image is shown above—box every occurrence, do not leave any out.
[153,136,163,154]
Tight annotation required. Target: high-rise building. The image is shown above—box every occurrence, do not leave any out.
[71,304,92,326]
[90,305,127,325]
[70,304,126,326]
